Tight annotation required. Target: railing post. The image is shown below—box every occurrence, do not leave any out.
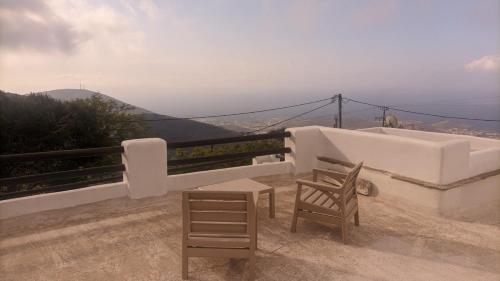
[122,138,168,199]
[285,127,321,175]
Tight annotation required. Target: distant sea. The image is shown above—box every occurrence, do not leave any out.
[340,93,500,133]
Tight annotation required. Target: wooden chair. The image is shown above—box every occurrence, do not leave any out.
[182,190,257,280]
[290,162,363,243]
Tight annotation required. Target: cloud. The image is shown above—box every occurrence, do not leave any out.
[0,0,143,55]
[0,0,83,53]
[138,0,159,20]
[121,0,159,20]
[465,55,500,72]
[49,0,144,54]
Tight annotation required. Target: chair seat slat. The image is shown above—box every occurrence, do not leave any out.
[190,211,247,222]
[190,200,247,211]
[188,236,250,248]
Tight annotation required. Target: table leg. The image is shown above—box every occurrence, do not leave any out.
[269,189,275,218]
[255,214,258,249]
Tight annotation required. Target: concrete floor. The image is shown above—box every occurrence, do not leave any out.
[1,174,499,281]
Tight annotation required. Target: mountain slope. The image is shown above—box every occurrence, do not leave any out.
[44,89,152,114]
[43,89,238,142]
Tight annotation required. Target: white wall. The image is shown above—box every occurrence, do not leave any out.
[361,127,500,151]
[167,162,292,191]
[2,128,498,219]
[285,126,322,174]
[0,182,127,219]
[317,127,500,184]
[469,148,500,177]
[252,155,281,164]
[439,139,470,183]
[0,138,170,219]
[317,160,500,218]
[0,139,293,219]
[439,174,500,217]
[122,138,168,199]
[313,126,500,218]
[317,127,445,183]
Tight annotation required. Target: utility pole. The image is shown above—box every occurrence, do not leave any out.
[338,94,343,128]
[331,95,337,128]
[381,106,387,127]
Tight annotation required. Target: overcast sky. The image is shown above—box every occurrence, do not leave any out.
[0,0,498,115]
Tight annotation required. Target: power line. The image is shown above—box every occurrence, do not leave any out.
[345,98,500,122]
[296,113,335,122]
[119,96,336,123]
[115,93,498,126]
[244,101,334,134]
[342,106,379,115]
[386,95,500,108]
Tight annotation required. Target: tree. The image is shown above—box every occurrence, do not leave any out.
[0,91,150,181]
[170,129,285,174]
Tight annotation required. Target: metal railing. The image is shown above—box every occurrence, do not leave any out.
[167,131,291,174]
[0,131,293,199]
[0,146,125,200]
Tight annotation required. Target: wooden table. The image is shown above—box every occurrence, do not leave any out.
[198,178,275,218]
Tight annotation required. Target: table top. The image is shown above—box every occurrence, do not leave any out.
[198,178,273,204]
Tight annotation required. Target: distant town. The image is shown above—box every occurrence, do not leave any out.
[201,116,500,140]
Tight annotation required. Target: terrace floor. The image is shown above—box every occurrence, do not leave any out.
[1,173,499,281]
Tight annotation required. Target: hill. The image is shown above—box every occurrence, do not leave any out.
[43,89,152,114]
[37,89,238,142]
[140,113,239,142]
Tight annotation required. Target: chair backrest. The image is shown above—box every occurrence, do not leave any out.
[182,190,256,239]
[341,162,363,209]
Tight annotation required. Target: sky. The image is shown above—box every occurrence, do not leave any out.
[0,0,498,116]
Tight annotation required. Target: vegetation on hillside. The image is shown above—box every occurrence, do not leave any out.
[0,91,148,154]
[169,131,284,174]
[0,91,286,195]
[0,91,150,191]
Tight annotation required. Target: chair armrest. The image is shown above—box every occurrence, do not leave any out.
[313,168,347,182]
[320,178,342,187]
[296,179,342,195]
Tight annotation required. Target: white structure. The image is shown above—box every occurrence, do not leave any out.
[359,127,500,182]
[1,127,499,219]
[122,138,168,199]
[289,126,500,217]
[252,155,281,165]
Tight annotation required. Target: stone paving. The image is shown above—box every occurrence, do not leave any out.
[1,174,499,280]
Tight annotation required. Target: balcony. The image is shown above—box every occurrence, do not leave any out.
[1,126,499,280]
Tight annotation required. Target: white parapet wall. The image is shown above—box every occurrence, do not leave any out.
[0,182,128,219]
[167,161,293,191]
[288,126,500,218]
[2,129,498,219]
[361,127,500,151]
[0,138,170,219]
[285,126,322,174]
[359,127,500,181]
[122,138,168,199]
[0,137,293,219]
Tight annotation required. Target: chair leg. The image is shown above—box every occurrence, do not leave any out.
[248,252,256,281]
[291,215,298,232]
[341,222,348,244]
[354,211,360,226]
[291,207,299,233]
[269,189,275,218]
[255,215,258,250]
[181,247,188,279]
[291,185,302,233]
